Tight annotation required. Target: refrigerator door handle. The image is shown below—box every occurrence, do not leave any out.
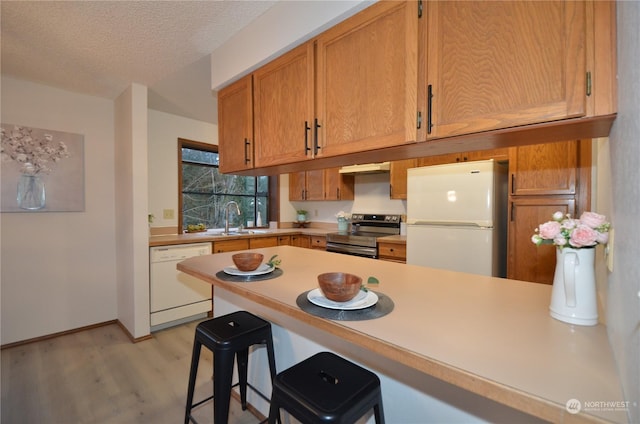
[408,220,493,228]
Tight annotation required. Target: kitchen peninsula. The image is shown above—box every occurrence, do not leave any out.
[177,246,625,423]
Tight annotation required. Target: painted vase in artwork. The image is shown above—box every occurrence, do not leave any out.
[17,173,45,210]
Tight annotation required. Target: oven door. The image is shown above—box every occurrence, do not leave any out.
[326,242,377,258]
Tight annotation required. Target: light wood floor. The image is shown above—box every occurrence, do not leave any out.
[1,320,262,424]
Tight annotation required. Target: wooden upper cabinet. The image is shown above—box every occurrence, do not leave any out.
[324,167,354,200]
[417,148,509,167]
[510,141,578,196]
[289,170,323,201]
[289,167,354,201]
[218,75,253,173]
[424,1,586,139]
[288,171,307,201]
[315,1,418,157]
[253,42,315,168]
[389,159,417,199]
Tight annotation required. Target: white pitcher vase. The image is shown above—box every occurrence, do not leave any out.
[549,247,598,326]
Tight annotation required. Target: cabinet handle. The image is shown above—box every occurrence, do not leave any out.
[313,118,321,155]
[244,138,251,164]
[427,84,433,134]
[336,188,340,199]
[304,121,311,155]
[511,174,515,194]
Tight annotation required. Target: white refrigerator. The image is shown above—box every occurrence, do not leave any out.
[406,159,508,277]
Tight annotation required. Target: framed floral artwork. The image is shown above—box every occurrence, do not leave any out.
[1,124,84,212]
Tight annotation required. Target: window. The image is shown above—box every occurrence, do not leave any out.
[178,139,271,231]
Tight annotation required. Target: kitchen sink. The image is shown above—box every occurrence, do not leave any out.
[201,228,272,236]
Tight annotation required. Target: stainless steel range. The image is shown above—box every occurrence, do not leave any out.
[326,213,402,258]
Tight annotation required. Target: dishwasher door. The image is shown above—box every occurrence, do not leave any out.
[150,243,212,331]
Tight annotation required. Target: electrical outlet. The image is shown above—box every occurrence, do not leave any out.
[163,208,175,219]
[314,209,318,217]
[605,229,614,272]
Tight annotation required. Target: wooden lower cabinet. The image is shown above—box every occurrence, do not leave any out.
[249,237,279,249]
[507,197,576,284]
[277,235,291,246]
[291,235,311,248]
[377,242,407,263]
[310,236,327,250]
[212,239,249,253]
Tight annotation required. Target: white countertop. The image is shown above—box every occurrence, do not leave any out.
[177,246,626,423]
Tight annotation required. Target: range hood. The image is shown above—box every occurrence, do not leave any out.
[338,162,391,174]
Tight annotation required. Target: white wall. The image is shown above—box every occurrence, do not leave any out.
[211,0,371,89]
[114,83,151,339]
[0,76,117,345]
[147,109,217,229]
[607,2,640,421]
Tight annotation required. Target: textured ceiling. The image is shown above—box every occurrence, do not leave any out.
[1,0,277,124]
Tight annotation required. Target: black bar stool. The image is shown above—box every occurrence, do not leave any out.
[185,311,277,424]
[268,351,385,424]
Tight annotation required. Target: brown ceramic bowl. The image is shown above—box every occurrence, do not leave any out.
[317,272,362,302]
[232,253,264,272]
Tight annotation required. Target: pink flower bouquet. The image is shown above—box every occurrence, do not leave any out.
[531,211,610,249]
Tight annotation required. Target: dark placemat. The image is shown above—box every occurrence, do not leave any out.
[215,268,283,283]
[296,290,394,321]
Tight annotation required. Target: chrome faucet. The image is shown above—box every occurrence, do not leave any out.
[224,201,240,234]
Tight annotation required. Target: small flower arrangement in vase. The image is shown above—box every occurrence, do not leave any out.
[296,209,308,222]
[532,211,611,326]
[335,211,350,232]
[531,211,610,249]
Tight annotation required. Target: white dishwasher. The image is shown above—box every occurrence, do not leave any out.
[150,243,212,331]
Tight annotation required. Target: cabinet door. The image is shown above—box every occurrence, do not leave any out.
[310,236,327,250]
[465,148,510,162]
[316,1,418,157]
[289,172,306,201]
[212,239,249,253]
[277,235,291,246]
[254,42,314,167]
[291,235,311,248]
[378,242,407,263]
[417,153,460,167]
[249,237,278,249]
[389,159,417,200]
[218,75,253,173]
[425,1,585,139]
[507,198,575,284]
[324,167,354,201]
[305,170,325,201]
[510,141,578,196]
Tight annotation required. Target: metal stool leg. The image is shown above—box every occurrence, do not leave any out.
[236,348,249,410]
[184,338,202,424]
[213,349,235,424]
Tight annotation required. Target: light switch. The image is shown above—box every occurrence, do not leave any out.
[163,208,175,219]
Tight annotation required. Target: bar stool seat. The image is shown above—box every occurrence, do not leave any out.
[268,351,385,424]
[185,311,277,424]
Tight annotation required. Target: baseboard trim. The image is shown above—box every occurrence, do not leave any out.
[116,320,153,343]
[1,319,118,350]
[230,390,267,422]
